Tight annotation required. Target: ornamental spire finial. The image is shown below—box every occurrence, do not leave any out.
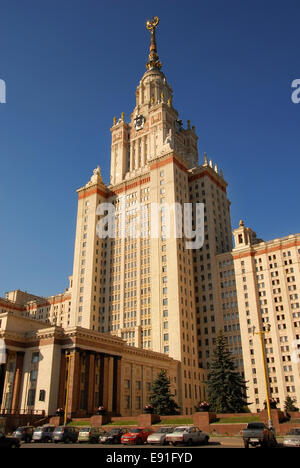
[145,16,162,71]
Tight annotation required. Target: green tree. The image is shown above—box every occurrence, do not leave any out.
[207,331,249,413]
[149,369,180,415]
[284,396,299,412]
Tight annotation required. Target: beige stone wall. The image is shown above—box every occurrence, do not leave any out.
[233,226,300,412]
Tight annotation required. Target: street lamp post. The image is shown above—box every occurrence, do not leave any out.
[64,352,71,426]
[252,324,273,429]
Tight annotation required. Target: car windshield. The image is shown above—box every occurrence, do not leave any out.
[174,427,187,432]
[157,428,173,433]
[128,429,142,434]
[79,428,91,432]
[108,429,120,435]
[247,423,265,430]
[14,428,23,433]
[54,427,64,433]
[34,428,43,432]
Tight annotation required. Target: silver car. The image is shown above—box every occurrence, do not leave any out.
[165,425,209,446]
[147,427,174,445]
[283,428,300,447]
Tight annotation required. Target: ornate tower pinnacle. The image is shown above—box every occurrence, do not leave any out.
[146,16,162,71]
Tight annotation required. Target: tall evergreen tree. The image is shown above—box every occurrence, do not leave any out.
[284,396,299,412]
[207,331,249,413]
[149,369,180,415]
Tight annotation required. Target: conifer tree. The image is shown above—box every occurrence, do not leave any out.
[149,369,180,415]
[284,396,299,412]
[207,331,249,413]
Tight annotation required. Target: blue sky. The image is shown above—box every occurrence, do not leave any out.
[0,0,299,297]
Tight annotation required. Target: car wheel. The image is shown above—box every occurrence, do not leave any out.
[244,440,249,449]
[171,442,177,446]
[64,437,70,444]
[137,438,143,445]
[203,436,209,445]
[11,443,18,449]
[187,439,193,446]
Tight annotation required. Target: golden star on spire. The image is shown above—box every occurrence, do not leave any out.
[145,16,162,71]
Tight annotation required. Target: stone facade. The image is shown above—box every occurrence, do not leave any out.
[0,313,180,417]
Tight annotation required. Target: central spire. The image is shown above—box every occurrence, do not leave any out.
[145,16,162,71]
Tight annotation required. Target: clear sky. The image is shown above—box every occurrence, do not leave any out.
[0,0,299,298]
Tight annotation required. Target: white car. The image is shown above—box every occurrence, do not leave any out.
[165,426,209,446]
[147,427,174,445]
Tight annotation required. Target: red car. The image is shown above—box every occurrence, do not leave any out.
[121,427,153,445]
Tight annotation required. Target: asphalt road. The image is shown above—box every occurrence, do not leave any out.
[18,437,247,449]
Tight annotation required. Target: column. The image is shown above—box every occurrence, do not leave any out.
[87,353,95,415]
[0,363,6,410]
[112,357,121,415]
[141,137,146,167]
[134,140,139,170]
[98,353,104,407]
[102,355,110,410]
[82,352,90,412]
[107,356,114,413]
[57,351,67,409]
[66,349,81,418]
[130,144,134,172]
[11,352,24,414]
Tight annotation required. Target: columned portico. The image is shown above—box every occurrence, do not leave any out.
[59,348,122,417]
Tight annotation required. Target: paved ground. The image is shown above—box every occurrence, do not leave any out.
[18,437,279,449]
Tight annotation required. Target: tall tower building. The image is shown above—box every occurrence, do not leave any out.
[69,17,234,414]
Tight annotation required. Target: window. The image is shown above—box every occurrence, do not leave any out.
[31,352,39,364]
[30,370,38,382]
[27,389,36,407]
[39,390,46,402]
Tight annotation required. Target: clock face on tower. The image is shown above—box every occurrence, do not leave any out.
[134,114,145,131]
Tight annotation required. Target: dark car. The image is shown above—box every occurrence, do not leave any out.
[32,426,56,443]
[52,426,78,444]
[99,428,126,444]
[12,426,35,443]
[0,432,21,448]
[242,423,277,448]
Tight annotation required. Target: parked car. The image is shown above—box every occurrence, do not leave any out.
[121,427,153,445]
[32,426,55,443]
[99,428,126,444]
[77,427,103,444]
[147,427,174,445]
[52,426,78,444]
[283,428,300,447]
[165,426,209,446]
[0,432,21,448]
[12,426,35,443]
[242,423,277,448]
